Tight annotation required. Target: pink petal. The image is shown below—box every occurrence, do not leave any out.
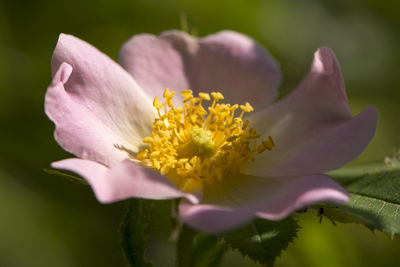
[119,30,281,109]
[46,34,156,166]
[180,173,348,233]
[52,158,199,204]
[256,175,348,221]
[46,63,125,165]
[119,33,189,104]
[244,47,378,177]
[179,201,254,234]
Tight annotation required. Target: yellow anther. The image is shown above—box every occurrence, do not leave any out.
[174,107,183,114]
[160,164,171,175]
[240,102,254,113]
[190,156,200,165]
[247,134,261,139]
[211,92,224,101]
[137,149,148,160]
[195,105,207,115]
[190,97,200,105]
[234,117,242,125]
[208,107,217,115]
[173,137,179,147]
[141,159,153,167]
[152,160,161,170]
[150,151,160,157]
[163,88,175,108]
[190,114,197,124]
[184,162,192,170]
[256,136,275,153]
[181,90,194,102]
[178,158,189,164]
[153,97,163,110]
[268,136,275,148]
[181,89,193,95]
[183,95,193,102]
[163,88,174,98]
[143,137,154,144]
[221,144,232,150]
[198,92,211,101]
[226,135,239,142]
[257,142,269,153]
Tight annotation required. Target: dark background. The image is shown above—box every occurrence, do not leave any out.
[1,0,400,266]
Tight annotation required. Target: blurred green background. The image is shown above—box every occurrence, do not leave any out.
[1,0,400,266]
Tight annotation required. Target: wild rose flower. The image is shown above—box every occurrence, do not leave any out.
[45,30,377,233]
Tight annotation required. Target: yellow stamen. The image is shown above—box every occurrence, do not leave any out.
[135,89,274,191]
[198,92,211,101]
[181,89,194,102]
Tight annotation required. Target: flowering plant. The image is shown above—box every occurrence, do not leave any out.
[46,30,386,266]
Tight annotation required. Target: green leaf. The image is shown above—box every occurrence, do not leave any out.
[190,234,227,267]
[119,199,154,267]
[176,225,227,267]
[328,162,400,237]
[221,217,299,267]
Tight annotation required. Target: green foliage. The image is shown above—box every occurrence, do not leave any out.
[221,217,299,267]
[328,162,400,237]
[119,199,154,267]
[177,224,198,267]
[178,231,227,267]
[176,217,299,267]
[190,234,227,267]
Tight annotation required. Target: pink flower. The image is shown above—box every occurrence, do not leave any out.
[45,30,377,233]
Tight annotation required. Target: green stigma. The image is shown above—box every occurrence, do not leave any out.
[189,128,215,157]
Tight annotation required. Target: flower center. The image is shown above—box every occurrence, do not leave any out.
[178,127,216,158]
[134,88,274,191]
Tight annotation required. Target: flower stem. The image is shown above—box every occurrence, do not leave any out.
[176,223,228,267]
[119,199,153,267]
[177,224,197,267]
